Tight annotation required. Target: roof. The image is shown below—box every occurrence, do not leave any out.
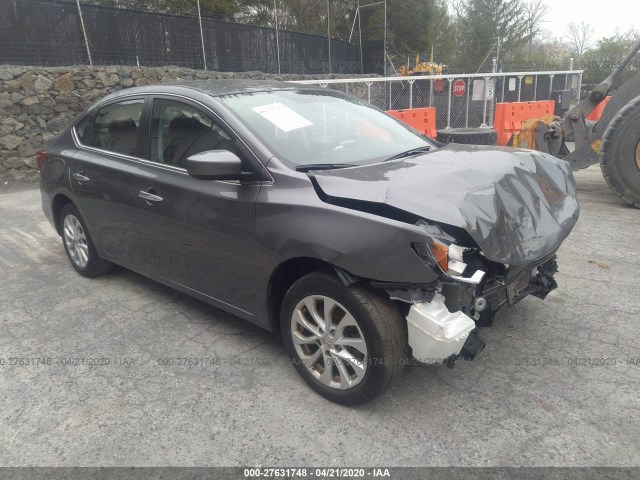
[113,79,314,98]
[86,79,326,112]
[177,79,312,96]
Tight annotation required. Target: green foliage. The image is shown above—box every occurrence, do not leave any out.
[428,0,458,66]
[358,0,433,73]
[187,0,238,18]
[455,0,532,72]
[582,30,640,84]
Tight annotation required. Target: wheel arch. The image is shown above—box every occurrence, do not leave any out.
[267,257,344,332]
[51,193,75,235]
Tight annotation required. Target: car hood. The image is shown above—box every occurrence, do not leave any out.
[310,144,579,265]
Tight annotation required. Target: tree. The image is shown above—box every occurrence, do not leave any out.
[427,0,459,67]
[81,0,240,19]
[523,0,550,54]
[358,0,431,52]
[581,28,640,84]
[235,0,276,27]
[455,0,533,73]
[565,21,594,68]
[519,36,572,71]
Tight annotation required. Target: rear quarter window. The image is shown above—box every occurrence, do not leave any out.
[81,98,145,157]
[75,114,94,144]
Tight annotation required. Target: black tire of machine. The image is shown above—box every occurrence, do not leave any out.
[436,128,498,146]
[600,94,640,208]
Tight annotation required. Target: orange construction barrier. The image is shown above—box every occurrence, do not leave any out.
[387,107,437,139]
[587,95,611,121]
[493,100,556,146]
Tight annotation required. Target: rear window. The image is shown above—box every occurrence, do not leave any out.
[79,98,145,156]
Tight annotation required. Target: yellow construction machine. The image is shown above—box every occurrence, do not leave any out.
[510,38,640,208]
[398,49,443,76]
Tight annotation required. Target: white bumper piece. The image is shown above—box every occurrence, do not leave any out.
[406,293,476,364]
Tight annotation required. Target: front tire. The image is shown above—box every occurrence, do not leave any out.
[281,269,407,405]
[60,204,113,278]
[600,94,640,208]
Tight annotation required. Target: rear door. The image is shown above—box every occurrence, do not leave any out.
[70,97,146,262]
[133,96,262,313]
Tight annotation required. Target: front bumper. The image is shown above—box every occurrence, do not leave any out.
[441,254,559,326]
[382,255,560,366]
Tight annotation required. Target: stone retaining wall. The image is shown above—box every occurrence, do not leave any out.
[0,66,366,176]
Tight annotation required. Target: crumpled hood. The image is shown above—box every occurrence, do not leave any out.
[311,144,580,265]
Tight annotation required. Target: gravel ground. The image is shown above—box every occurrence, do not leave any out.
[0,165,638,467]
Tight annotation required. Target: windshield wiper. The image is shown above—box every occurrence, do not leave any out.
[384,146,431,162]
[295,163,357,172]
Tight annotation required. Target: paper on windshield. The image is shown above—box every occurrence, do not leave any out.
[252,103,313,132]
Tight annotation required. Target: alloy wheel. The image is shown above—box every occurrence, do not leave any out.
[63,214,89,269]
[290,295,368,390]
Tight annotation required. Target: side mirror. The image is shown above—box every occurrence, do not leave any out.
[187,150,243,180]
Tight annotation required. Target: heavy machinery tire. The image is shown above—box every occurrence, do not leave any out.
[436,128,497,145]
[600,95,640,208]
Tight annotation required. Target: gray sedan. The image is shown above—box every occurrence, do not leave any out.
[38,80,579,404]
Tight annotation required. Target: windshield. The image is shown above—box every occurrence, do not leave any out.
[219,89,434,167]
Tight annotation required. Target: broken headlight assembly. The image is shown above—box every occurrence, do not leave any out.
[411,240,486,285]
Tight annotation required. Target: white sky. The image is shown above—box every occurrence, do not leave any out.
[543,0,640,41]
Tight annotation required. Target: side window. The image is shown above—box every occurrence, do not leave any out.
[150,98,236,168]
[75,114,94,144]
[85,99,144,156]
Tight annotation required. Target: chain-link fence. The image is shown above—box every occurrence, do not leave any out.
[296,71,583,129]
[0,0,375,74]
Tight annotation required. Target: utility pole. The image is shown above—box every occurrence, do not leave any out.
[75,0,92,66]
[196,0,207,70]
[383,0,387,76]
[495,36,501,72]
[357,1,363,74]
[327,0,331,73]
[274,0,281,74]
[357,0,386,75]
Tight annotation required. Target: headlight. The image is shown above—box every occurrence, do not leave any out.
[411,241,449,273]
[412,241,485,284]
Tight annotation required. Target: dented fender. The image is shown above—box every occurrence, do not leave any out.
[254,172,440,287]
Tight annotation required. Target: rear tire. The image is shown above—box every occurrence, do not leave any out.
[60,204,114,278]
[280,269,407,405]
[600,95,640,208]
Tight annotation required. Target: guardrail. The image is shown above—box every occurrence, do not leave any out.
[295,71,583,131]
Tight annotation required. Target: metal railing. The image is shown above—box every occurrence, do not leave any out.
[295,71,583,130]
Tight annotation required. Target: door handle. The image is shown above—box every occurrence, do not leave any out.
[138,189,163,203]
[72,172,90,182]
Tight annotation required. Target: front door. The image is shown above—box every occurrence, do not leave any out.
[133,97,261,314]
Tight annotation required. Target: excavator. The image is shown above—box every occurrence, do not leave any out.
[398,49,444,76]
[509,38,640,208]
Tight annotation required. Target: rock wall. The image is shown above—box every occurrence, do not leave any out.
[0,65,368,176]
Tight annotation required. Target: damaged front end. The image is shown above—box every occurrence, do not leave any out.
[313,145,578,368]
[374,244,561,368]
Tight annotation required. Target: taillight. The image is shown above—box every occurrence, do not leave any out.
[36,150,47,172]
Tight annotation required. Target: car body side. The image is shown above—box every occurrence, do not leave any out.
[40,85,442,332]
